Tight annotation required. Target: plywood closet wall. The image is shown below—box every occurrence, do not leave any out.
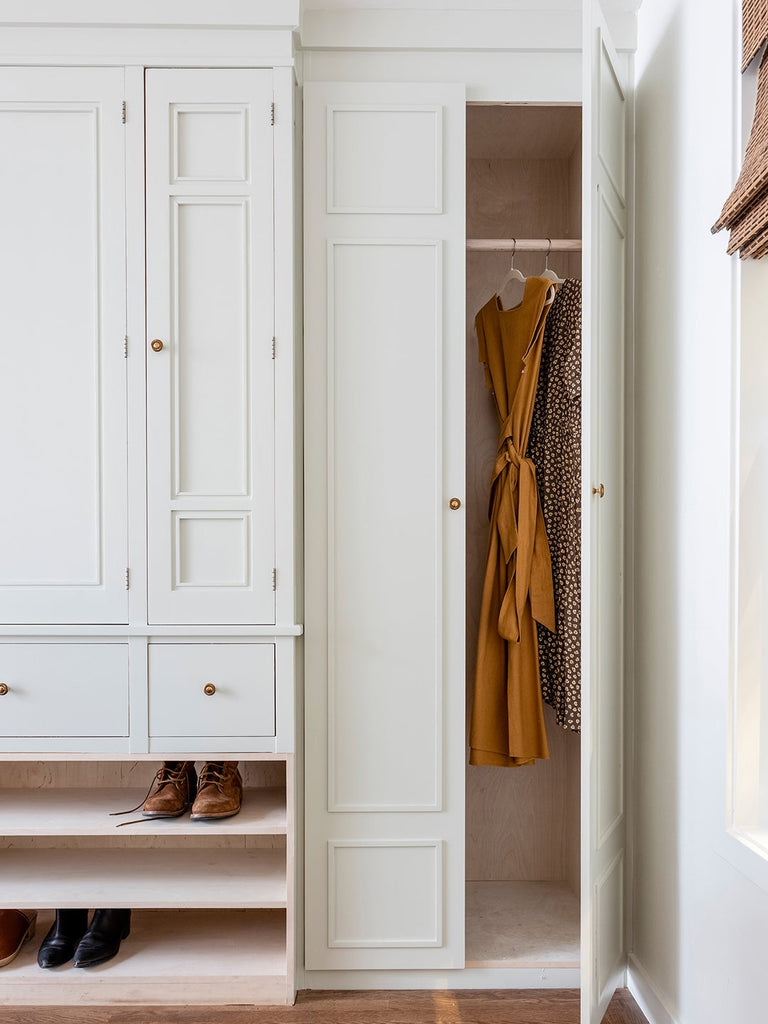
[466,105,582,900]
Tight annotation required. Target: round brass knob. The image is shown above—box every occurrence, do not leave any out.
[0,683,8,696]
[449,498,462,510]
[203,683,216,696]
[150,339,164,352]
[592,484,605,498]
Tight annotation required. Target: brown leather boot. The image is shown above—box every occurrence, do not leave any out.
[0,910,36,967]
[190,761,242,820]
[142,761,197,818]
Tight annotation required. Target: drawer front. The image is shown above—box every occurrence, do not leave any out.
[148,644,275,738]
[0,644,129,737]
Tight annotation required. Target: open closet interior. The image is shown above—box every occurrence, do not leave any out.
[465,103,583,969]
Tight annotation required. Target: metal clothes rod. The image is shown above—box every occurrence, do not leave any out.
[466,238,582,252]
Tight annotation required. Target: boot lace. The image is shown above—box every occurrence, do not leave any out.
[197,761,236,792]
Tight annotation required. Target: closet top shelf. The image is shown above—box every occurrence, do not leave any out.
[467,238,582,252]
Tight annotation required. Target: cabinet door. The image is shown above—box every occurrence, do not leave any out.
[582,5,628,1021]
[304,82,466,970]
[146,69,275,625]
[0,68,128,624]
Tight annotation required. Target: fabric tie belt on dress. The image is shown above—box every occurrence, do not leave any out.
[490,428,555,643]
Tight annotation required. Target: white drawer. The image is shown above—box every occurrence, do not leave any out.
[0,644,129,737]
[148,643,275,738]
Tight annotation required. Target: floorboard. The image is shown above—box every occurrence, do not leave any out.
[0,988,648,1024]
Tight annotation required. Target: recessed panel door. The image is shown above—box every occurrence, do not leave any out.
[145,69,275,625]
[304,81,466,970]
[582,5,629,1022]
[0,68,128,624]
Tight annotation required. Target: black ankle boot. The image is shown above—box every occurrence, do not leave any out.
[37,909,89,968]
[73,909,131,968]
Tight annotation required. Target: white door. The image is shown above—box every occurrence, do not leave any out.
[582,4,628,1021]
[304,82,466,969]
[145,69,275,625]
[0,68,128,624]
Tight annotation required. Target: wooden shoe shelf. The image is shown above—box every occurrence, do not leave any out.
[0,756,295,1006]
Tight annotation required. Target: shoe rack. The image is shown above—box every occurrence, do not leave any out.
[0,756,295,1005]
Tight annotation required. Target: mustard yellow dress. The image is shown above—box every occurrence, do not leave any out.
[469,277,557,767]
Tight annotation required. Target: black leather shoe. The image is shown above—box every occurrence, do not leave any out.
[73,909,131,968]
[37,909,89,968]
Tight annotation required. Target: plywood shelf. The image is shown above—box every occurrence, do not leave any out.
[0,786,286,836]
[465,880,580,968]
[0,908,289,1005]
[0,848,286,909]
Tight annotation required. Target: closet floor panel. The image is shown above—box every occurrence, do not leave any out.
[465,880,579,967]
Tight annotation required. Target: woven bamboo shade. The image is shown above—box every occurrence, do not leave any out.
[713,41,768,258]
[743,0,768,71]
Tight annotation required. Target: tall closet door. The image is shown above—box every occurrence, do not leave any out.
[145,69,275,625]
[582,4,628,1022]
[0,68,128,625]
[304,82,466,969]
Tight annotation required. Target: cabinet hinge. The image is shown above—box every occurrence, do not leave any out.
[270,101,275,126]
[272,337,276,360]
[125,568,130,590]
[124,335,128,358]
[272,568,277,591]
[121,101,126,124]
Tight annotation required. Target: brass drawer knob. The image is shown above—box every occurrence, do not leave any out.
[449,497,462,510]
[0,683,8,696]
[592,483,605,498]
[203,683,216,696]
[150,339,164,352]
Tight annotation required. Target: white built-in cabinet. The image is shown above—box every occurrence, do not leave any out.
[303,3,627,1023]
[0,49,300,1007]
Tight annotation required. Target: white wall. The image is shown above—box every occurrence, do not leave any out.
[632,2,768,1022]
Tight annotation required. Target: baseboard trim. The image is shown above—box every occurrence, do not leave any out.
[627,953,679,1024]
[303,966,580,990]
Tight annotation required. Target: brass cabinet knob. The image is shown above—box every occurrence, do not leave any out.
[150,339,164,352]
[592,483,605,498]
[449,498,462,510]
[203,683,216,696]
[0,683,8,696]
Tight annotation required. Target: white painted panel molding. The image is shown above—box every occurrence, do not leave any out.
[582,5,628,1023]
[328,105,442,213]
[173,105,249,182]
[328,841,443,948]
[0,67,127,624]
[0,644,128,737]
[148,642,275,738]
[146,68,275,625]
[304,80,465,971]
[327,240,441,813]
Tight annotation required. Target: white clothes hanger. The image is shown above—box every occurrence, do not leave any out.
[496,238,526,296]
[540,238,566,285]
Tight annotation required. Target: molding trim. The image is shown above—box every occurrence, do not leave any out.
[301,10,638,53]
[627,953,680,1024]
[0,1,300,28]
[303,965,581,989]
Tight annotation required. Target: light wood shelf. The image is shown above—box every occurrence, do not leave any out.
[465,880,580,968]
[0,848,286,909]
[0,908,290,1006]
[0,786,286,836]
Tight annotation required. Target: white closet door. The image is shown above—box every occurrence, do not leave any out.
[582,4,628,1022]
[304,82,466,969]
[145,69,275,625]
[0,68,128,624]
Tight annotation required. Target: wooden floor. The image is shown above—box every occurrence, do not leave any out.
[0,989,647,1023]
